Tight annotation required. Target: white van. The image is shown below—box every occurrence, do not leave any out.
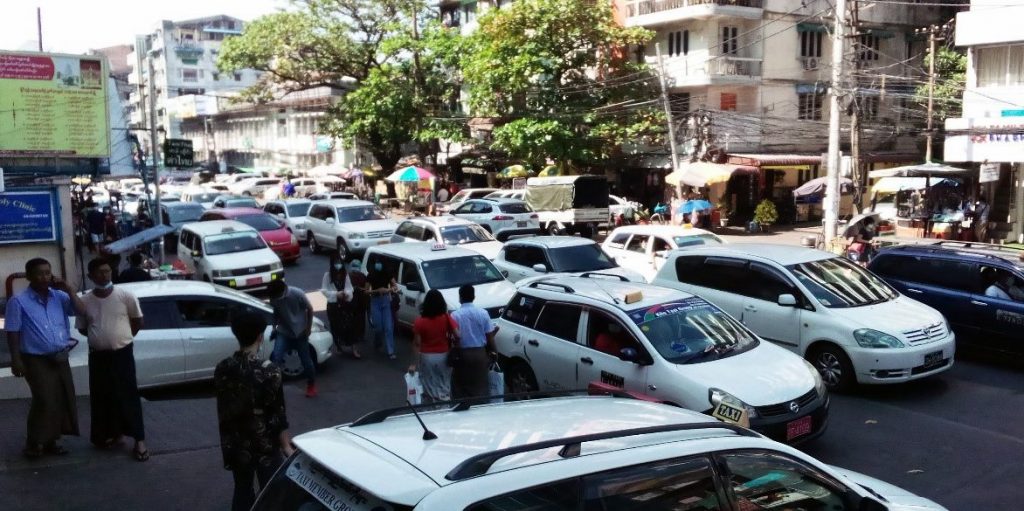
[177,220,284,293]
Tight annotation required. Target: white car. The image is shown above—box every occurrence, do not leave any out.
[497,275,828,444]
[364,243,516,327]
[493,236,645,283]
[436,187,497,213]
[263,199,313,241]
[308,191,357,201]
[177,220,284,293]
[450,198,541,241]
[484,189,525,200]
[603,224,725,282]
[180,187,222,209]
[389,216,504,260]
[256,395,945,510]
[211,194,260,209]
[651,244,956,391]
[305,199,398,259]
[228,177,281,197]
[263,176,346,201]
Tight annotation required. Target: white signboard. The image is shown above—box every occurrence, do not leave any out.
[979,163,1000,183]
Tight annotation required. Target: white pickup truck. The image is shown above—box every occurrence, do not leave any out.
[524,175,609,239]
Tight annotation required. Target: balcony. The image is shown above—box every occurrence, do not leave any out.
[711,56,761,78]
[624,0,763,27]
[662,55,762,87]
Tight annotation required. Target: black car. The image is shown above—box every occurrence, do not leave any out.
[869,242,1024,354]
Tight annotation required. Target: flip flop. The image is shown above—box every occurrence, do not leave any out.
[132,447,150,462]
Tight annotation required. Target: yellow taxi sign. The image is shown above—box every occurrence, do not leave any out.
[712,401,750,428]
[623,290,643,304]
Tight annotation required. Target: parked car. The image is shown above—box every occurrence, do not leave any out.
[493,236,645,283]
[305,199,398,259]
[436,187,498,214]
[449,198,541,241]
[177,220,284,293]
[211,194,259,209]
[199,208,300,264]
[308,191,357,201]
[484,189,525,200]
[263,176,345,201]
[159,202,205,249]
[263,199,313,242]
[651,244,956,391]
[365,243,515,327]
[389,216,504,260]
[602,224,725,282]
[525,175,609,238]
[180,187,222,209]
[228,177,281,197]
[869,241,1024,355]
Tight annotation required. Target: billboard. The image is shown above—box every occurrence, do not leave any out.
[0,51,110,158]
[0,191,58,244]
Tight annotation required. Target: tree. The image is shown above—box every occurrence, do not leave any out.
[461,0,664,169]
[917,46,967,133]
[217,0,463,171]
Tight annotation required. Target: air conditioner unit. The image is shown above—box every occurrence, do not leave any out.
[802,57,819,71]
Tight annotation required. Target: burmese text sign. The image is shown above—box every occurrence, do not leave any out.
[0,191,58,244]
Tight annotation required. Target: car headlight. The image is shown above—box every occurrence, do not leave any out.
[290,234,298,245]
[854,328,904,348]
[294,222,306,230]
[348,232,366,240]
[211,269,232,278]
[802,359,828,398]
[709,387,758,420]
[270,261,283,271]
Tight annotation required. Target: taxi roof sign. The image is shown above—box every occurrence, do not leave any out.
[623,290,643,304]
[431,243,448,251]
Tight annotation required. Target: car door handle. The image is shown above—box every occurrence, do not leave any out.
[527,339,539,347]
[971,300,988,306]
[906,288,924,294]
[580,357,594,365]
[189,335,206,341]
[744,305,757,312]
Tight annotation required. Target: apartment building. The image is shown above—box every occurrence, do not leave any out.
[126,15,260,157]
[944,0,1024,242]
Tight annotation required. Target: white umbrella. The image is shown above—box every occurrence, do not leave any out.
[867,162,970,179]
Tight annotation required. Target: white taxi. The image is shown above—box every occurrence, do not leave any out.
[603,224,725,282]
[389,216,504,260]
[177,220,284,293]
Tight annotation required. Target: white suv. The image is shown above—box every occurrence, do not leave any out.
[177,220,284,293]
[603,224,725,282]
[493,236,645,283]
[263,199,313,241]
[651,244,956,391]
[252,396,945,510]
[390,216,504,260]
[495,275,828,444]
[450,198,541,241]
[305,199,398,259]
[228,177,281,197]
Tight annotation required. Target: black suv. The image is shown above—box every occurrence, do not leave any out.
[868,242,1024,354]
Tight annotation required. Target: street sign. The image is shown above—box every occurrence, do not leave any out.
[979,163,1000,183]
[0,191,57,244]
[163,139,194,168]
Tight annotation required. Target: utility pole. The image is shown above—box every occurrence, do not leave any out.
[655,43,682,189]
[147,44,164,264]
[824,0,848,246]
[36,8,43,51]
[848,0,863,210]
[924,25,938,163]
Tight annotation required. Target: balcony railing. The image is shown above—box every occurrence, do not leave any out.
[626,0,763,17]
[710,56,762,77]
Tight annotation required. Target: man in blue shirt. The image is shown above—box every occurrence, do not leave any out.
[450,285,498,400]
[6,258,87,458]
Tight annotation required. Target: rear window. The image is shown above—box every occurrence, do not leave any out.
[253,452,411,511]
[499,202,533,214]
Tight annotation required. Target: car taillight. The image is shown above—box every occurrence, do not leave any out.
[493,215,513,221]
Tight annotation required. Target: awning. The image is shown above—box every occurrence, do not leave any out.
[797,23,828,33]
[667,162,759,187]
[871,177,958,193]
[867,162,971,178]
[727,154,823,167]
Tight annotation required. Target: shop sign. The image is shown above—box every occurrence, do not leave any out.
[163,139,194,168]
[979,163,1000,183]
[0,191,57,244]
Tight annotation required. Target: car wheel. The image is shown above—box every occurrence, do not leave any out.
[546,223,562,236]
[309,233,321,254]
[337,239,349,261]
[808,344,855,392]
[505,361,538,396]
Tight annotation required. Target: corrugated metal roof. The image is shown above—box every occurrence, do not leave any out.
[727,154,823,166]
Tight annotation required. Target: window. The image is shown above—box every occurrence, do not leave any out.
[502,293,547,328]
[499,202,532,214]
[798,92,823,120]
[668,30,689,57]
[400,261,422,288]
[909,258,980,292]
[234,72,242,81]
[177,299,235,328]
[182,69,198,82]
[721,26,739,55]
[470,202,493,214]
[720,92,737,112]
[607,231,630,249]
[309,205,329,220]
[535,303,582,342]
[675,256,749,294]
[861,95,880,121]
[976,45,1024,87]
[504,245,548,269]
[652,237,671,254]
[453,203,475,214]
[422,255,504,289]
[720,451,851,511]
[670,92,691,117]
[800,30,823,58]
[626,234,649,254]
[745,263,798,303]
[403,222,426,241]
[212,72,219,81]
[549,244,617,272]
[583,457,724,511]
[138,300,177,330]
[859,34,880,61]
[468,478,579,511]
[585,310,641,358]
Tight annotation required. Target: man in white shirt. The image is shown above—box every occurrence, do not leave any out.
[450,285,498,400]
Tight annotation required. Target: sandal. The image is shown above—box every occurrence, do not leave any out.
[132,447,150,462]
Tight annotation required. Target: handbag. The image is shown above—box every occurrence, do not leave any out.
[445,314,462,367]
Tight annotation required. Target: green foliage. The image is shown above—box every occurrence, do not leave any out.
[754,199,779,226]
[916,47,967,126]
[462,0,664,167]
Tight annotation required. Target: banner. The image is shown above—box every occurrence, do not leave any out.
[0,51,110,158]
[0,191,57,244]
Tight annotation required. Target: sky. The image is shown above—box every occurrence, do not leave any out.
[0,0,289,54]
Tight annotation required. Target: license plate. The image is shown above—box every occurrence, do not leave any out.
[516,221,527,227]
[923,350,943,368]
[786,416,812,441]
[246,277,262,286]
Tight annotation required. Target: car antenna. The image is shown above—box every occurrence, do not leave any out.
[406,401,438,440]
[592,281,620,304]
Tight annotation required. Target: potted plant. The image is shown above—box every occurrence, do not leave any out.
[754,199,779,232]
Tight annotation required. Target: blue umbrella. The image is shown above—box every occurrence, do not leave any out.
[677,199,713,214]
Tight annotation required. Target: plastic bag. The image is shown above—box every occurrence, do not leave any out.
[405,371,423,405]
[488,360,504,404]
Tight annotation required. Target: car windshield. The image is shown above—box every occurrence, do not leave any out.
[672,234,724,248]
[422,255,504,289]
[440,224,494,245]
[226,198,258,208]
[788,257,897,308]
[204,231,267,255]
[165,204,204,223]
[627,297,758,364]
[449,190,470,203]
[337,206,385,222]
[235,214,284,231]
[499,202,532,214]
[548,244,617,272]
[286,203,311,217]
[188,193,219,203]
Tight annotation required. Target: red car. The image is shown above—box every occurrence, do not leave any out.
[200,207,301,263]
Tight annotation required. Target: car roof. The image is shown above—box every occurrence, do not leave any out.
[270,198,312,205]
[183,219,257,235]
[215,194,251,200]
[205,207,265,218]
[519,274,694,310]
[678,243,834,265]
[368,242,481,262]
[879,242,1024,268]
[478,197,527,205]
[402,216,476,228]
[505,235,594,248]
[114,280,270,307]
[298,397,755,500]
[313,199,374,208]
[608,225,717,237]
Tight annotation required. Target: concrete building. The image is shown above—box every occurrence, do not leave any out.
[89,44,134,105]
[944,0,1024,243]
[126,15,260,158]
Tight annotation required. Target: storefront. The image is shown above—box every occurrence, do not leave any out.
[672,162,760,222]
[726,154,823,223]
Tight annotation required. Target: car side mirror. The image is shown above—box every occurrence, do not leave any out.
[405,281,424,292]
[192,250,202,258]
[618,347,639,362]
[276,213,285,219]
[532,263,548,273]
[500,270,509,278]
[777,293,798,307]
[326,217,336,224]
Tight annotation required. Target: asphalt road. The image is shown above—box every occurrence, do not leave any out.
[0,243,1021,510]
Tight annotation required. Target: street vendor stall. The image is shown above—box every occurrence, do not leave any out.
[385,166,435,212]
[868,163,971,239]
[99,225,193,279]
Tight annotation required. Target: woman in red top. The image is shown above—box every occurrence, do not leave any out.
[408,290,460,402]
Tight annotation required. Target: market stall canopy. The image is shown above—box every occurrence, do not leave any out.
[792,176,854,197]
[499,165,531,179]
[871,177,958,193]
[677,199,714,214]
[537,165,562,177]
[308,163,347,176]
[867,162,970,179]
[101,225,175,255]
[666,162,759,187]
[385,166,434,182]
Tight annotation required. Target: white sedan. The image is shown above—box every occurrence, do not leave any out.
[0,281,333,399]
[602,224,725,282]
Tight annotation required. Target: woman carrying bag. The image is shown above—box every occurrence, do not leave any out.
[407,290,460,402]
[320,253,359,358]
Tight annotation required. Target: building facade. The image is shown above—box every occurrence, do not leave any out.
[944,0,1024,243]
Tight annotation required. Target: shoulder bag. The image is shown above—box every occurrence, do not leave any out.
[445,314,462,367]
